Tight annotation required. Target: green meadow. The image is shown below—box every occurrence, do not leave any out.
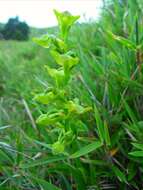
[0,1,143,189]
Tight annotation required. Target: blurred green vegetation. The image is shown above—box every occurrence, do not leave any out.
[0,0,143,189]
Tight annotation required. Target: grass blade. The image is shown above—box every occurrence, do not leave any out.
[70,140,103,159]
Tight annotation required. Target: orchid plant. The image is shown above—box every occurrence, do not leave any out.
[33,10,91,154]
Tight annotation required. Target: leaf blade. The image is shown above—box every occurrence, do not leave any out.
[70,141,103,159]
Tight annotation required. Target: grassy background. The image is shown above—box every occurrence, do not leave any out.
[0,0,143,189]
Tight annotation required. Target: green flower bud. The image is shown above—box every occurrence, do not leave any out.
[52,141,65,154]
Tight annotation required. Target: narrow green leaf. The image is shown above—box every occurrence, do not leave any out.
[107,31,136,50]
[70,140,103,158]
[0,149,13,164]
[21,155,67,168]
[127,162,137,181]
[32,177,61,190]
[94,105,104,142]
[131,142,143,150]
[34,140,52,150]
[124,101,137,123]
[104,121,111,146]
[129,151,143,157]
[112,165,127,183]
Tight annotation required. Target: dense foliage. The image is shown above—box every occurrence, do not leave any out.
[0,0,143,189]
[1,17,29,41]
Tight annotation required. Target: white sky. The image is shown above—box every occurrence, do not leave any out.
[0,0,103,28]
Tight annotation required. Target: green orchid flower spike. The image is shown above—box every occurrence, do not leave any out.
[54,9,80,40]
[33,10,91,155]
[34,91,55,104]
[50,50,79,71]
[33,34,67,52]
